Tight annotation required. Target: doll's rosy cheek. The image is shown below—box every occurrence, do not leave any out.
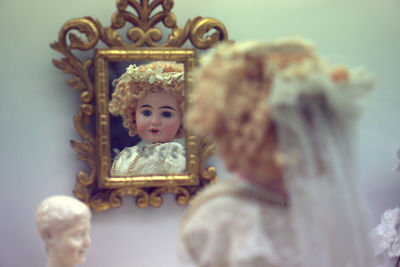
[136,115,150,139]
[162,120,181,140]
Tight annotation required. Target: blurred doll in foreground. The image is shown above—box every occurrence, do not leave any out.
[179,38,376,267]
[109,61,186,176]
[36,196,91,267]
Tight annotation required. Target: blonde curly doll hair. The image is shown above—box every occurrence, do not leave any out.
[109,61,185,138]
[186,38,350,184]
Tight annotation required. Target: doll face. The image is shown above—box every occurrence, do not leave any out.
[136,91,182,143]
[50,218,91,265]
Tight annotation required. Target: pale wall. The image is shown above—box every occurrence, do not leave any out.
[1,0,400,266]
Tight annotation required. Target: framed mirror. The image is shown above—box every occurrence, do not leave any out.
[51,0,229,212]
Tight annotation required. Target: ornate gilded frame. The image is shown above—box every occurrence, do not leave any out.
[51,0,229,212]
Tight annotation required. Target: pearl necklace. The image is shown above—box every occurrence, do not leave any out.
[111,143,162,175]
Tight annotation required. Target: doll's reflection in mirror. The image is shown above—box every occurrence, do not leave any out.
[109,61,186,176]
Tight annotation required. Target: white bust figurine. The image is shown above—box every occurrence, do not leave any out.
[36,196,91,267]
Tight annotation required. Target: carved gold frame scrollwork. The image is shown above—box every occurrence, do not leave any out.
[51,0,229,212]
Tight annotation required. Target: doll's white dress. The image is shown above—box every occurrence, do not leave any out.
[110,141,185,176]
[179,176,300,267]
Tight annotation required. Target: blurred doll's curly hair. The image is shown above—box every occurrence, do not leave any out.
[186,39,321,181]
[109,61,185,138]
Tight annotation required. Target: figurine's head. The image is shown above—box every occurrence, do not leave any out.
[36,196,91,266]
[187,38,364,186]
[109,61,185,142]
[186,39,375,266]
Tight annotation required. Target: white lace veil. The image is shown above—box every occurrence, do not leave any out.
[268,64,376,266]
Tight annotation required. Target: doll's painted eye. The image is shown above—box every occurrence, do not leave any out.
[161,111,172,118]
[142,110,151,117]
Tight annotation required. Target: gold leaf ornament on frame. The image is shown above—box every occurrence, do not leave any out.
[51,0,229,212]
